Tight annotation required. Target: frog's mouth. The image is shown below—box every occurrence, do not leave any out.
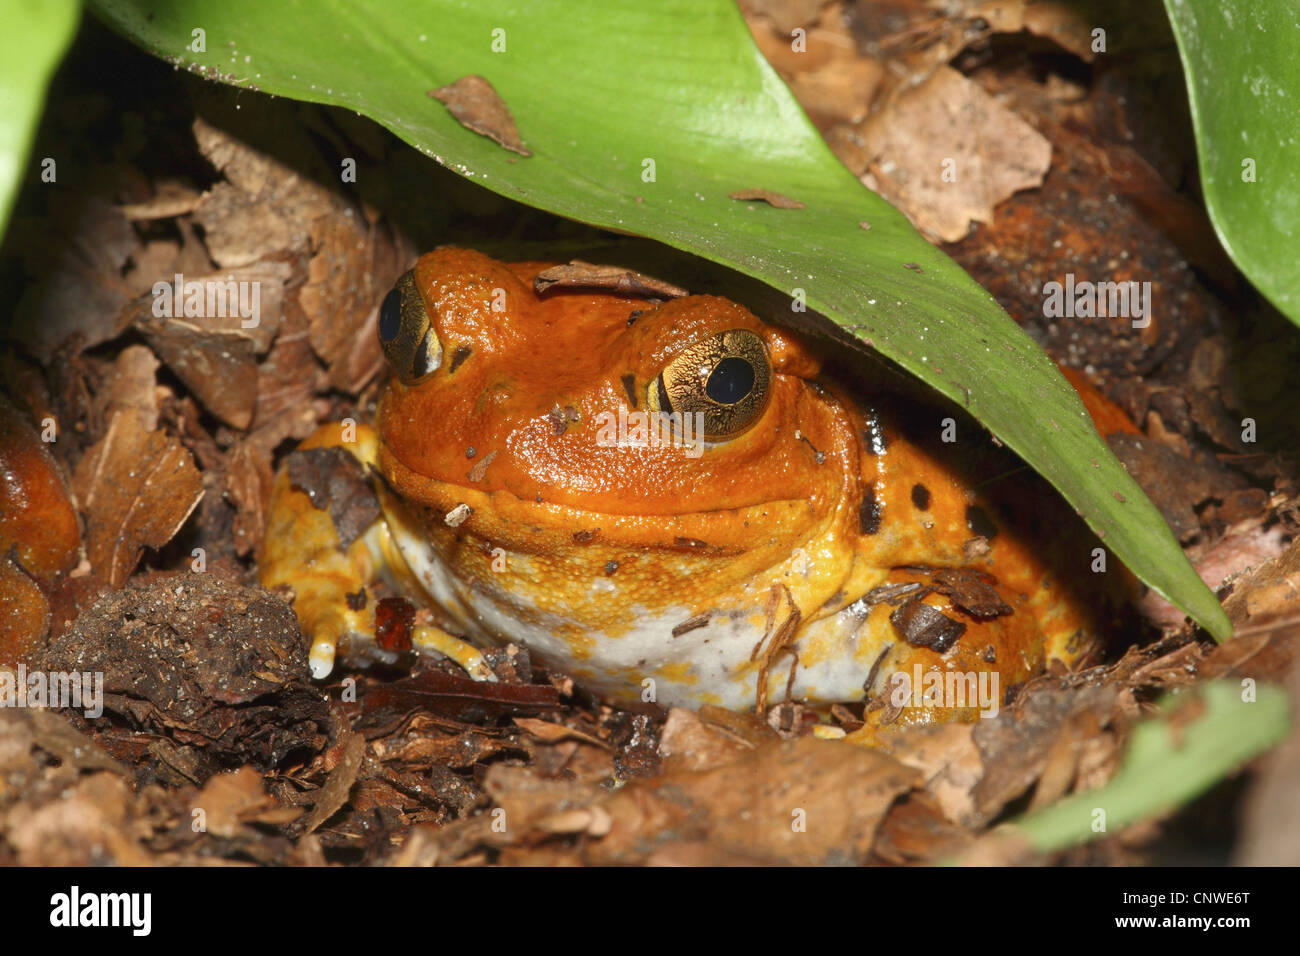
[377,442,837,559]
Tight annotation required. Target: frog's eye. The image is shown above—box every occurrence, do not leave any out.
[378,270,442,385]
[648,328,772,441]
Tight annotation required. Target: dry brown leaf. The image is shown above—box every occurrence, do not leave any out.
[70,412,203,588]
[859,65,1051,242]
[971,682,1116,822]
[533,260,687,299]
[225,439,275,557]
[302,729,365,834]
[190,118,343,269]
[102,344,160,431]
[24,709,128,776]
[119,181,203,221]
[746,2,882,128]
[881,722,982,825]
[728,188,806,209]
[129,266,286,430]
[588,736,922,865]
[740,0,833,37]
[192,766,278,838]
[11,196,136,360]
[873,790,973,863]
[658,706,756,773]
[483,762,607,838]
[513,717,611,749]
[2,772,148,866]
[429,75,531,157]
[297,213,404,391]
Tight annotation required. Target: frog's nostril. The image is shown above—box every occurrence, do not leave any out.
[705,357,755,405]
[379,287,403,342]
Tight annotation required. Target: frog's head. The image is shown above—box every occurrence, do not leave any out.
[370,248,875,707]
[373,247,861,549]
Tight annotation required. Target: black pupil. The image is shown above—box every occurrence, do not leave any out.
[379,287,402,342]
[705,357,755,404]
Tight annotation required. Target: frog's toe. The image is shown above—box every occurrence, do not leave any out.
[304,608,352,680]
[412,625,497,682]
[308,636,337,680]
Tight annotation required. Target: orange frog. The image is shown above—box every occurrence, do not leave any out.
[260,247,1123,728]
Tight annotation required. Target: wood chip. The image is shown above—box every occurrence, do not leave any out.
[930,568,1013,619]
[889,598,966,652]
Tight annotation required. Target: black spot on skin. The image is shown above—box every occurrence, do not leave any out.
[345,588,368,611]
[604,560,619,576]
[621,374,638,410]
[449,344,472,373]
[572,529,596,543]
[859,485,882,535]
[656,376,672,414]
[466,446,476,458]
[627,309,643,327]
[911,483,931,510]
[965,504,998,539]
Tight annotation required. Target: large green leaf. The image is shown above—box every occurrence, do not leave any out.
[89,0,1229,638]
[0,0,80,237]
[1164,0,1300,324]
[1007,680,1289,853]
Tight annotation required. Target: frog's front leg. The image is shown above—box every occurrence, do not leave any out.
[259,422,493,682]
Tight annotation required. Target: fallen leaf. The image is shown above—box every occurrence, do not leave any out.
[129,264,287,429]
[192,766,278,838]
[513,717,611,749]
[588,736,922,865]
[657,706,755,773]
[728,188,805,209]
[70,412,203,588]
[859,66,1051,242]
[429,75,532,156]
[533,260,687,298]
[302,729,365,834]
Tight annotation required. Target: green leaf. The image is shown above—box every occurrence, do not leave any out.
[1006,680,1289,853]
[89,0,1230,638]
[1163,0,1300,323]
[0,0,80,237]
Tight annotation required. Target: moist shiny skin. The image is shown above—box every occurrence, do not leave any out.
[261,247,1121,734]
